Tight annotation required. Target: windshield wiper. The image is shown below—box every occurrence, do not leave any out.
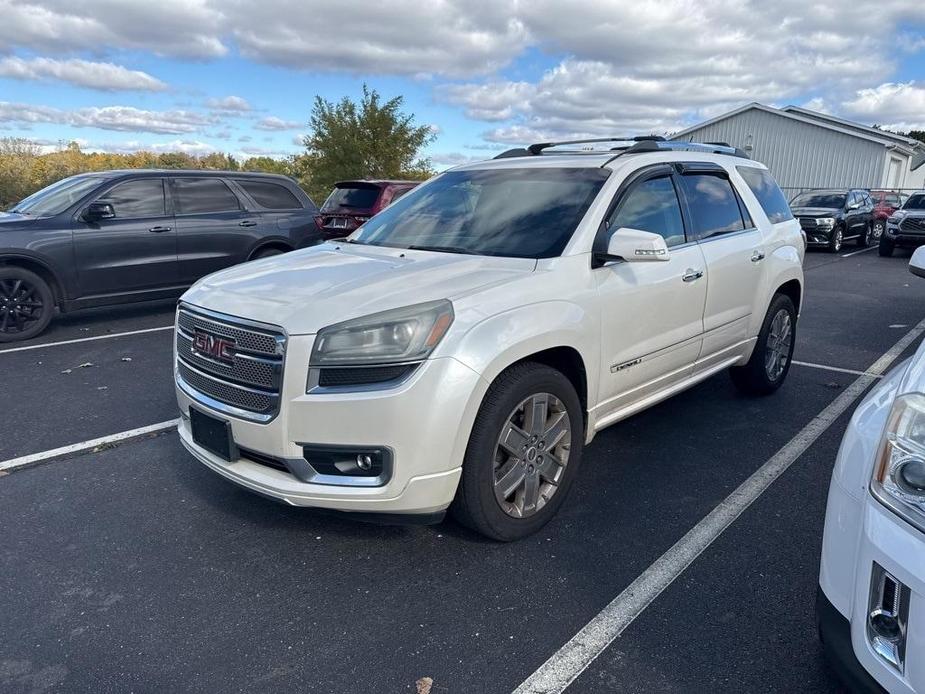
[406,244,475,255]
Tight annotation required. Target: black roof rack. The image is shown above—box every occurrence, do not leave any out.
[494,136,748,162]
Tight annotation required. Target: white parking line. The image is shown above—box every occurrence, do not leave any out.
[792,360,883,378]
[0,325,174,354]
[841,245,877,258]
[513,317,925,694]
[0,419,179,473]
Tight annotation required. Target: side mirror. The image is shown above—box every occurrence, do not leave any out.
[602,228,670,263]
[911,247,925,279]
[84,202,115,221]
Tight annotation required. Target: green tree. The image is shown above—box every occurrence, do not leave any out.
[241,156,292,176]
[304,85,435,202]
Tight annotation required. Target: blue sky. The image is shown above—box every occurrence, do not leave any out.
[1,1,923,168]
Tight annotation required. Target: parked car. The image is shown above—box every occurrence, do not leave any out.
[174,137,803,541]
[0,170,319,341]
[869,190,905,240]
[880,191,925,257]
[791,188,875,252]
[817,248,925,693]
[314,180,419,238]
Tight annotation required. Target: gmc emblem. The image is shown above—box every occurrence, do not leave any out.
[192,330,236,363]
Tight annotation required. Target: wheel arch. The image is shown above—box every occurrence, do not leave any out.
[0,253,65,304]
[775,278,802,316]
[247,238,294,261]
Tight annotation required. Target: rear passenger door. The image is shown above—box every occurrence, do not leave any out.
[844,191,865,238]
[171,177,260,284]
[233,178,320,248]
[676,164,765,369]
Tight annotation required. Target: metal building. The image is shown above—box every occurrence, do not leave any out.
[672,103,925,196]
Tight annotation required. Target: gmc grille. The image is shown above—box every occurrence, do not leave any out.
[176,305,285,421]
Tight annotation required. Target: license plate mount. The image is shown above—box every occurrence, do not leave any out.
[190,407,236,462]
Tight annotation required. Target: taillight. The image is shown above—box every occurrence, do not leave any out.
[314,216,325,230]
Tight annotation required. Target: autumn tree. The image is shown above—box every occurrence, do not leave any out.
[303,85,435,202]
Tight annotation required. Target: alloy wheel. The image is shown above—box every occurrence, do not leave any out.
[872,221,884,240]
[492,392,571,518]
[765,309,793,382]
[0,278,45,335]
[832,228,843,252]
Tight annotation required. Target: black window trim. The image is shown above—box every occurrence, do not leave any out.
[169,176,244,216]
[80,176,170,223]
[675,164,760,244]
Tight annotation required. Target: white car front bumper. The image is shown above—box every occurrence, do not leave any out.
[176,331,489,518]
[819,363,925,693]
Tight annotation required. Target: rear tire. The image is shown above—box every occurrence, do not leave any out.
[879,237,895,257]
[871,220,885,241]
[450,362,583,541]
[857,223,871,247]
[0,266,54,343]
[730,294,796,396]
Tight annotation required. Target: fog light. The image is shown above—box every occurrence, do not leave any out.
[356,453,373,471]
[301,445,390,481]
[867,563,909,672]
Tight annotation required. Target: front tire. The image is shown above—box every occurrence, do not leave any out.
[828,226,843,253]
[730,294,796,396]
[879,237,895,257]
[0,266,54,343]
[450,362,583,541]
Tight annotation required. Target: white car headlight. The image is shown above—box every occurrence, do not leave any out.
[873,393,925,531]
[310,300,454,366]
[816,217,836,228]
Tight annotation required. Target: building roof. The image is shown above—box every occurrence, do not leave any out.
[673,102,920,156]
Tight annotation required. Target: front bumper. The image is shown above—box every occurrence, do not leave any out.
[819,376,925,693]
[817,588,886,693]
[804,226,837,246]
[885,226,925,248]
[176,335,488,516]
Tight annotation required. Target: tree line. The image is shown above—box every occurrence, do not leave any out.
[0,86,435,209]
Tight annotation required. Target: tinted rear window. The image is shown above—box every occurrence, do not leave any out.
[322,185,380,211]
[174,178,241,214]
[736,167,793,224]
[238,180,303,210]
[790,192,846,209]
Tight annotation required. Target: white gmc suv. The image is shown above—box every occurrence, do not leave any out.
[174,138,804,540]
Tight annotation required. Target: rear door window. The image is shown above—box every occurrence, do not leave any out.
[322,185,381,211]
[97,179,166,219]
[173,178,241,214]
[238,180,302,210]
[735,167,793,224]
[678,173,747,241]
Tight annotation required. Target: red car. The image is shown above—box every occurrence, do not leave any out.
[868,190,905,240]
[315,180,419,238]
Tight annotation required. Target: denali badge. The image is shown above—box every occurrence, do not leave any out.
[192,330,236,364]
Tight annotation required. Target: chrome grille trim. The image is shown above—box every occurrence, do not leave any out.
[175,304,286,422]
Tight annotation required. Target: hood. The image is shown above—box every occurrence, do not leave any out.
[791,207,840,217]
[0,211,37,228]
[182,242,536,335]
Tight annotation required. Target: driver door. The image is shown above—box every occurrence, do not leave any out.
[594,166,707,418]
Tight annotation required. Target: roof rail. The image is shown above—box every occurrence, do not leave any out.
[524,136,665,156]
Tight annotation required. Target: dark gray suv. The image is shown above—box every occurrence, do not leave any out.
[0,170,319,341]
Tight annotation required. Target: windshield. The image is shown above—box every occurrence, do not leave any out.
[350,168,610,259]
[790,192,846,209]
[904,194,925,210]
[322,184,381,212]
[11,175,103,216]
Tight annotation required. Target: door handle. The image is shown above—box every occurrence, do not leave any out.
[239,220,258,227]
[751,250,766,263]
[148,226,172,233]
[681,268,704,283]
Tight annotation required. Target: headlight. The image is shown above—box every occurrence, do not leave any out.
[872,393,925,531]
[310,300,454,366]
[817,217,836,228]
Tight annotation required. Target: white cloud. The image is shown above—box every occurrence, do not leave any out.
[255,116,301,131]
[0,102,215,134]
[841,82,925,131]
[0,0,227,59]
[89,139,220,155]
[0,57,167,91]
[239,146,291,156]
[206,95,252,112]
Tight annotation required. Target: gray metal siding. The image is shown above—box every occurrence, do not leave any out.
[675,108,886,191]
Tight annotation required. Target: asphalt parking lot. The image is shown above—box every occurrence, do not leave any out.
[2,244,924,694]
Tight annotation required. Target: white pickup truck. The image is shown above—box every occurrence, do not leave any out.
[174,138,804,540]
